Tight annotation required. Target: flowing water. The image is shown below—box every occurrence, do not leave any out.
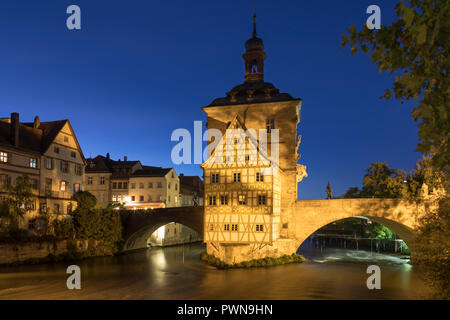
[0,243,432,299]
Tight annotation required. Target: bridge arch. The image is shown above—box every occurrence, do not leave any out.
[290,199,426,256]
[122,206,204,251]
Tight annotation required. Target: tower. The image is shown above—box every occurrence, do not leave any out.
[201,14,306,264]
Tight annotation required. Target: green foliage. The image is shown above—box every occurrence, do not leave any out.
[71,206,123,250]
[0,175,35,231]
[200,252,306,269]
[365,223,395,240]
[414,193,450,299]
[72,191,97,210]
[51,218,75,240]
[341,0,450,169]
[342,159,445,199]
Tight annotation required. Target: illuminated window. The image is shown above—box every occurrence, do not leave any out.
[112,195,117,201]
[256,172,264,182]
[29,158,37,168]
[233,173,241,182]
[231,224,238,231]
[73,183,80,193]
[256,224,264,232]
[258,195,266,205]
[0,152,8,163]
[238,194,246,205]
[60,181,67,192]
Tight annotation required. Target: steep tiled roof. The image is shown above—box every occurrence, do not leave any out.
[131,167,172,177]
[0,116,84,162]
[206,81,299,107]
[85,155,113,173]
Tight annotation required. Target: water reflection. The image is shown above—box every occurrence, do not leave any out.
[0,243,431,300]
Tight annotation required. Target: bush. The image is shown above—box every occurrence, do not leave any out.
[201,252,306,269]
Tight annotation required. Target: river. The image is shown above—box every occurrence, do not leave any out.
[0,243,432,299]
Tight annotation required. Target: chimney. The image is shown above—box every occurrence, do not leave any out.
[106,153,110,160]
[10,113,19,147]
[124,156,127,162]
[33,116,40,129]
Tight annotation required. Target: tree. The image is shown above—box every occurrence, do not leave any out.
[414,195,450,299]
[342,162,409,198]
[342,159,445,199]
[72,191,97,210]
[341,0,450,169]
[0,175,35,231]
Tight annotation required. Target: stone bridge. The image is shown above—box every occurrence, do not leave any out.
[122,199,428,255]
[123,206,203,251]
[288,198,427,253]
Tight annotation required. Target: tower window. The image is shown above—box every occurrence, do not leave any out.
[233,173,241,182]
[220,195,228,205]
[256,172,264,182]
[224,224,230,231]
[256,224,264,232]
[231,224,238,231]
[258,195,267,205]
[238,194,246,205]
[211,173,219,183]
[209,196,216,206]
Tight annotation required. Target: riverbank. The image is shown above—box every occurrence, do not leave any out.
[201,252,306,269]
[0,239,116,266]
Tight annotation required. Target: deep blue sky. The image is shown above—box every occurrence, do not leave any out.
[0,1,420,199]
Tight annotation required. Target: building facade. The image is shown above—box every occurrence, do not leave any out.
[179,174,204,206]
[201,15,307,263]
[0,113,86,232]
[85,155,180,209]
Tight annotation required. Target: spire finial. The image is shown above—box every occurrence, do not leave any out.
[252,8,258,38]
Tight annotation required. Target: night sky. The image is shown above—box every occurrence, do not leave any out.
[0,1,420,200]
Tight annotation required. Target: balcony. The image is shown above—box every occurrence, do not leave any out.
[43,190,73,199]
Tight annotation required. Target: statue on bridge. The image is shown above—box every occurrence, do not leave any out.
[326,181,333,200]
